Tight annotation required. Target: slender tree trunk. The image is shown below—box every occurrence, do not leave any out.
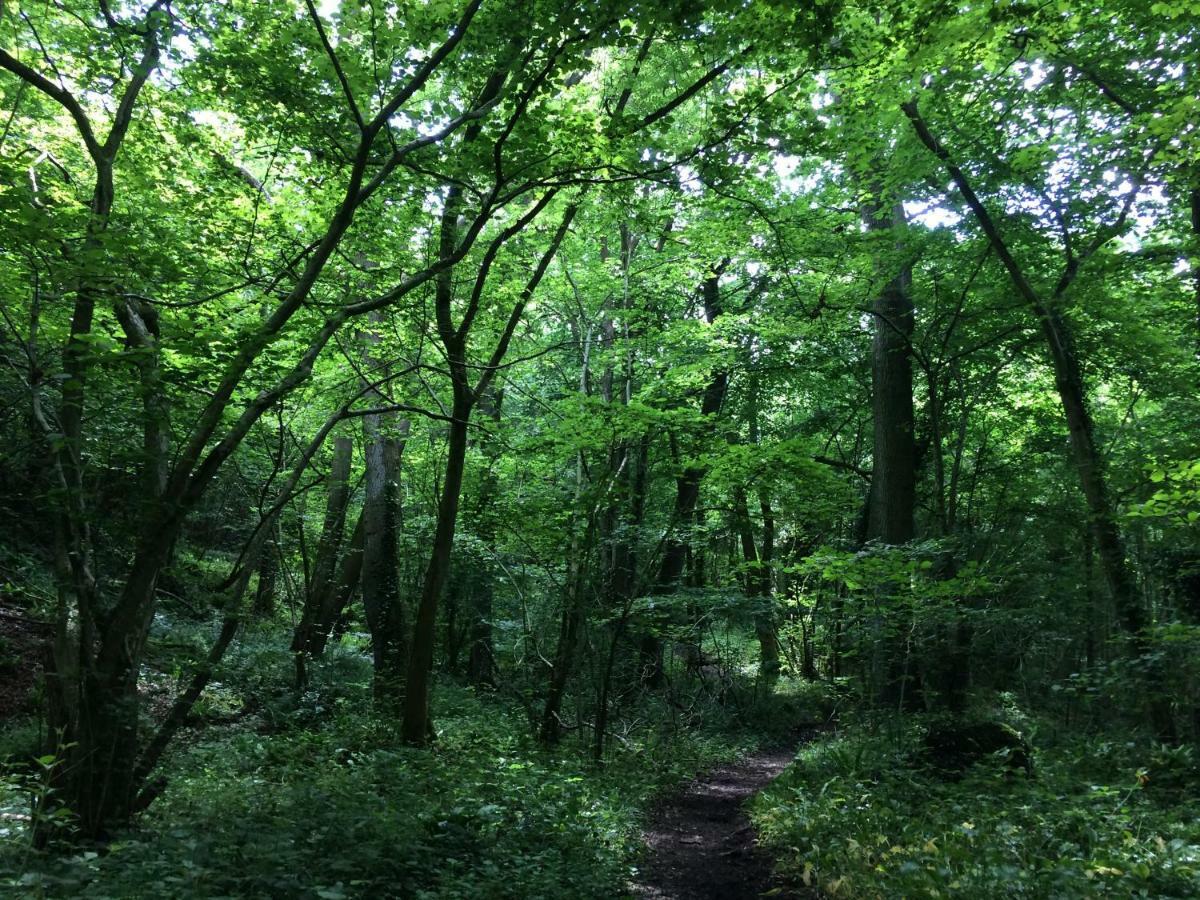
[541,514,595,745]
[253,528,279,618]
[466,388,502,686]
[645,268,729,684]
[402,382,472,743]
[905,100,1172,736]
[309,511,364,656]
[735,487,780,678]
[543,337,596,744]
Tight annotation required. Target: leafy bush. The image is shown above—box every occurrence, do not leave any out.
[0,684,746,899]
[752,727,1200,898]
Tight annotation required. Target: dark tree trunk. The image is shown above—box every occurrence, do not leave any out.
[735,487,781,679]
[293,435,353,673]
[253,530,278,618]
[541,514,595,745]
[863,200,916,546]
[308,511,364,656]
[466,388,502,686]
[644,268,729,684]
[905,100,1172,736]
[402,382,472,743]
[862,197,916,707]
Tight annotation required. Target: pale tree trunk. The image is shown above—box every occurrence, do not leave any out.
[362,407,409,705]
[360,306,411,704]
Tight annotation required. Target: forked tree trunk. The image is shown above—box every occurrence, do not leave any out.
[308,511,364,656]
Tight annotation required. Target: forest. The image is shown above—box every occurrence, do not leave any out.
[0,0,1198,897]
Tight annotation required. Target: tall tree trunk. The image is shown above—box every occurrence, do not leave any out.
[402,382,472,743]
[905,100,1172,737]
[743,367,780,677]
[362,423,407,705]
[466,388,502,686]
[645,268,729,684]
[543,332,596,745]
[863,200,916,545]
[862,195,916,708]
[292,436,353,682]
[359,310,411,705]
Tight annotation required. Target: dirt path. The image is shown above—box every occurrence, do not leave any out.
[631,738,811,900]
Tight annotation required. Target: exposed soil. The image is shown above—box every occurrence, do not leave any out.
[631,734,816,900]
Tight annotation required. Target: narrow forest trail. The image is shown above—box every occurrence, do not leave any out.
[630,738,812,900]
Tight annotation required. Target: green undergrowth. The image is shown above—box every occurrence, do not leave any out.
[1,650,759,899]
[751,717,1200,898]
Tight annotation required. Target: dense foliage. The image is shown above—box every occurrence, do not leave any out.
[1,0,1198,896]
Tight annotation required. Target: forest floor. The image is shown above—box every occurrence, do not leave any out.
[631,733,816,900]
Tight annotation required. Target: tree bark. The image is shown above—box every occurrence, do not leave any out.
[402,382,471,742]
[308,510,365,656]
[292,436,353,680]
[644,268,729,684]
[362,420,408,705]
[466,388,503,686]
[253,527,279,618]
[861,193,916,707]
